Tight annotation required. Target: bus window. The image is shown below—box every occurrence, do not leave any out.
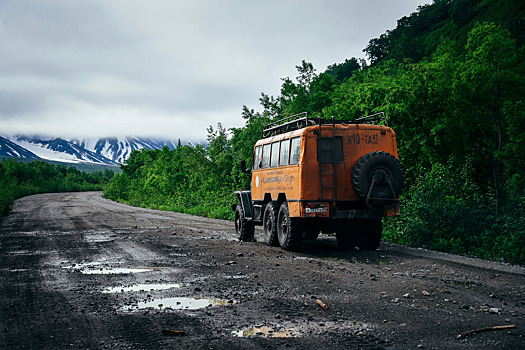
[253,146,262,170]
[270,142,280,167]
[279,139,290,166]
[289,137,301,165]
[262,144,271,168]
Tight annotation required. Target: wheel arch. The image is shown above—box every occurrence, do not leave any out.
[234,190,253,218]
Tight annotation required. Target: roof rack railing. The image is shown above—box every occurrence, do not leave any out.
[261,112,388,138]
[262,112,315,138]
[350,112,388,126]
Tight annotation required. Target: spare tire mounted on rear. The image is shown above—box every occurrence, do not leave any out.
[352,151,404,209]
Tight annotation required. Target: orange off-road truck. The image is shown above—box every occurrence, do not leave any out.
[233,112,404,251]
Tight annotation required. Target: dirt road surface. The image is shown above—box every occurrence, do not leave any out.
[0,192,523,349]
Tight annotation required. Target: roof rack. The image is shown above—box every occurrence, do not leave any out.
[261,112,388,138]
[350,112,388,126]
[262,112,315,138]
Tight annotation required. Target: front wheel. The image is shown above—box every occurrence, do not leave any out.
[235,204,254,242]
[277,203,303,251]
[262,202,279,246]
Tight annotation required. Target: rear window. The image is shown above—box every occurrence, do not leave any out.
[317,136,343,163]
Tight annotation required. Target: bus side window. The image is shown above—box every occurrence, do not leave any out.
[262,144,271,168]
[253,146,262,170]
[289,137,301,165]
[279,139,290,166]
[270,141,280,167]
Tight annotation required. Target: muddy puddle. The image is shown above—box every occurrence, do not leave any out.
[85,233,117,243]
[103,283,182,293]
[81,267,166,274]
[62,262,167,275]
[122,297,236,311]
[233,326,298,338]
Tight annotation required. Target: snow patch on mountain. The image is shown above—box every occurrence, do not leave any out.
[73,137,178,164]
[1,135,178,165]
[12,136,119,165]
[0,136,40,159]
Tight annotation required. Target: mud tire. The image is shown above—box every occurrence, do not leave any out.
[352,151,404,207]
[262,202,279,246]
[235,204,254,242]
[277,202,303,251]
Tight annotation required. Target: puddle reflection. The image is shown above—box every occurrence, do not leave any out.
[62,261,167,275]
[103,283,182,293]
[124,297,235,311]
[233,326,297,338]
[81,267,165,274]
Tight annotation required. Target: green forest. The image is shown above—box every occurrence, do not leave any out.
[0,159,114,217]
[104,0,525,264]
[2,0,524,264]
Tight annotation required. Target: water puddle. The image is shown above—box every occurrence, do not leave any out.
[85,234,116,243]
[81,267,166,275]
[62,261,104,270]
[123,297,235,311]
[10,250,36,255]
[103,283,182,293]
[233,326,298,338]
[62,262,167,275]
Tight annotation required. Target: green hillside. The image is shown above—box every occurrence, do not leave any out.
[60,0,525,264]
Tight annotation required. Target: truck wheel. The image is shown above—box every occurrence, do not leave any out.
[352,151,404,207]
[262,202,279,246]
[277,203,303,251]
[235,204,254,242]
[356,219,382,251]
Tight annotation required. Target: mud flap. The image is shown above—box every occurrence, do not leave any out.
[234,191,253,218]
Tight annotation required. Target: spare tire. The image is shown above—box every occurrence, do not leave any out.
[352,151,404,208]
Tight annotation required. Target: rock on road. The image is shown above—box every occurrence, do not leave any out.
[0,192,523,349]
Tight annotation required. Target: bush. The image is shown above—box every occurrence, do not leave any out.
[383,161,525,265]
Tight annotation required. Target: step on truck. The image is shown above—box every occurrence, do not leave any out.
[233,112,404,251]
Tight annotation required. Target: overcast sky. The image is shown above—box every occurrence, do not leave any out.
[0,0,430,142]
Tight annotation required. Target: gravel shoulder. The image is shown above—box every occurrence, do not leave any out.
[0,192,523,349]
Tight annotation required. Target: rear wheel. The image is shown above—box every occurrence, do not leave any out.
[235,204,254,242]
[262,202,279,246]
[277,202,303,251]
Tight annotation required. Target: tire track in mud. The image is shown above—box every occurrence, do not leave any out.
[1,192,524,350]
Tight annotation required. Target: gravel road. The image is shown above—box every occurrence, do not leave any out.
[0,192,523,349]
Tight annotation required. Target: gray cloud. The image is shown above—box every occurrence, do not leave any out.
[0,0,429,141]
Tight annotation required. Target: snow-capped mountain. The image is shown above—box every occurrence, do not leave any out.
[0,136,40,160]
[72,137,178,164]
[8,136,119,165]
[1,135,178,165]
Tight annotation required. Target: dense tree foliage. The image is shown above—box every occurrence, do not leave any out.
[101,0,523,264]
[0,159,114,218]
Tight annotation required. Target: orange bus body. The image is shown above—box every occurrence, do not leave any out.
[251,124,399,218]
[233,113,404,251]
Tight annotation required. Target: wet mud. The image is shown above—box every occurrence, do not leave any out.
[0,192,524,349]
